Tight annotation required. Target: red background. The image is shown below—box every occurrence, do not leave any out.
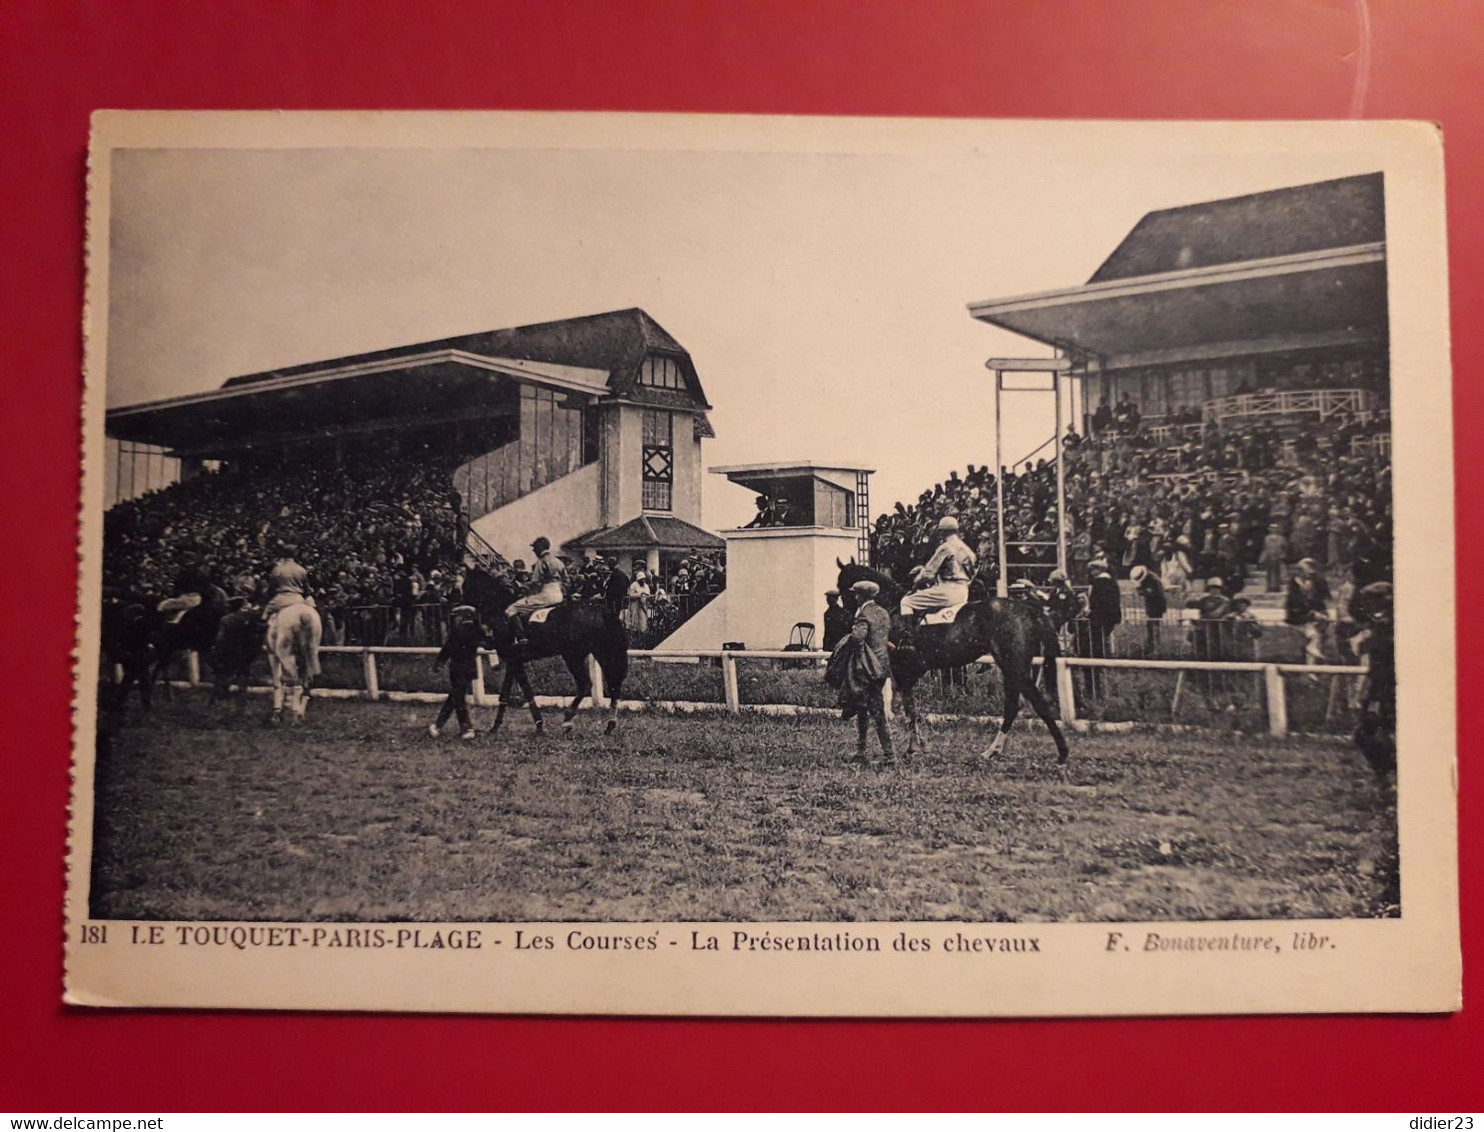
[2,0,1479,1112]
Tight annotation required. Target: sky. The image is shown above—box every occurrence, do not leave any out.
[104,124,1391,529]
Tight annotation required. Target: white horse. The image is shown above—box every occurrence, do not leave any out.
[266,601,322,722]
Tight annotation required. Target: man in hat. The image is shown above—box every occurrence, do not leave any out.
[430,605,484,740]
[821,588,851,651]
[1187,576,1233,667]
[603,556,630,617]
[1042,567,1082,630]
[1130,564,1166,653]
[844,579,894,763]
[899,515,976,629]
[1259,522,1289,592]
[1086,557,1122,662]
[1285,557,1332,664]
[505,535,568,646]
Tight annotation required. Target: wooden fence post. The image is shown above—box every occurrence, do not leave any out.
[362,649,380,702]
[471,653,490,707]
[721,652,740,713]
[588,656,607,709]
[1263,664,1288,738]
[1056,660,1077,724]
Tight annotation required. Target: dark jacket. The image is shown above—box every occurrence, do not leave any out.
[1285,574,1332,626]
[822,601,852,651]
[435,620,485,682]
[1136,573,1167,619]
[850,600,892,675]
[1088,574,1122,628]
[603,569,630,615]
[1188,590,1232,620]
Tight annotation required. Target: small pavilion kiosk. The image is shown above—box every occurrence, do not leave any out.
[662,462,872,652]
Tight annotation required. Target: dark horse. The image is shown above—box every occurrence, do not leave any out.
[463,567,629,736]
[835,561,1069,764]
[150,584,229,698]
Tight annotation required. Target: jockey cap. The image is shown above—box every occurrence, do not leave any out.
[850,580,880,597]
[935,516,960,533]
[1048,569,1068,584]
[531,536,551,553]
[824,588,839,597]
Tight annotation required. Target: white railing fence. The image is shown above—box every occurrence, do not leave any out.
[156,644,1367,740]
[1203,388,1374,425]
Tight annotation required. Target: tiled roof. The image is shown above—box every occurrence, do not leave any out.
[569,515,725,551]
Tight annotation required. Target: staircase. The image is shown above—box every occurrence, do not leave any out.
[464,525,510,574]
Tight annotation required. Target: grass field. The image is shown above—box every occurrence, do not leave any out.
[88,691,1397,924]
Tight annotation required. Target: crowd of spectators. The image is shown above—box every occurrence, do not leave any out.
[104,451,467,613]
[104,440,731,648]
[870,395,1393,606]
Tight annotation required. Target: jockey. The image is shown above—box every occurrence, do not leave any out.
[899,515,976,625]
[157,558,214,621]
[505,535,568,645]
[262,544,312,626]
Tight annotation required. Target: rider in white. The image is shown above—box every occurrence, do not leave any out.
[506,536,568,646]
[262,545,312,631]
[900,515,977,620]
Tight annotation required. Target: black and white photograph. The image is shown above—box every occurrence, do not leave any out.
[68,112,1458,1016]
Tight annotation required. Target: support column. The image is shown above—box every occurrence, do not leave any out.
[1053,357,1068,577]
[994,368,1007,597]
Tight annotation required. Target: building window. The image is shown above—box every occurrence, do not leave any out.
[639,355,688,390]
[642,409,673,511]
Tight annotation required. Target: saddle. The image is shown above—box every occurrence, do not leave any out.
[921,603,967,626]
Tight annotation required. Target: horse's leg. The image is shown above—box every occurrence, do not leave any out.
[898,676,923,755]
[487,666,513,736]
[152,649,173,702]
[517,665,544,733]
[1021,678,1070,765]
[984,671,1020,760]
[270,666,285,723]
[559,653,591,730]
[597,644,628,736]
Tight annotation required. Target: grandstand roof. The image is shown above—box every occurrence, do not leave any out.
[568,515,725,553]
[968,175,1388,369]
[107,308,711,454]
[1089,174,1384,282]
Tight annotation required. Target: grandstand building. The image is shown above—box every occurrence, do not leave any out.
[105,308,723,574]
[969,173,1389,449]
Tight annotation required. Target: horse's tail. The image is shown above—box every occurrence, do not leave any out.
[295,608,322,686]
[598,606,630,693]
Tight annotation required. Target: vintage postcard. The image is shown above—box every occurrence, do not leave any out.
[68,111,1458,1015]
